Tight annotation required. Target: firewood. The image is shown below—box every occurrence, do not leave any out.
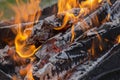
[51,19,120,72]
[33,19,120,79]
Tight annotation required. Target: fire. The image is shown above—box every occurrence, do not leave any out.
[117,35,120,43]
[58,0,79,14]
[55,0,103,41]
[19,64,34,80]
[11,0,41,58]
[0,11,3,18]
[71,25,75,42]
[80,0,102,10]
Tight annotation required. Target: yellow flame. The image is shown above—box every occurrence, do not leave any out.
[58,0,79,14]
[11,0,41,58]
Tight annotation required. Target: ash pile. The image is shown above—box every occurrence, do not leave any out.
[0,0,120,80]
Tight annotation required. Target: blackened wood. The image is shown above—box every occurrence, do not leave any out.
[69,43,120,80]
[0,70,12,80]
[83,44,120,80]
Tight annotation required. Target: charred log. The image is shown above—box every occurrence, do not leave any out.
[33,18,120,79]
[69,43,120,80]
[50,21,120,72]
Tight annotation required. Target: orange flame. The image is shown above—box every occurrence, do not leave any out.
[11,0,41,58]
[117,35,120,43]
[19,64,34,80]
[71,25,75,42]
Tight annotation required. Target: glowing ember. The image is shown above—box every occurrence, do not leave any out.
[11,0,41,58]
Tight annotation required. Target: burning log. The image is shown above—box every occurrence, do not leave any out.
[27,8,81,46]
[32,17,120,79]
[50,20,120,72]
[27,0,109,47]
[35,2,111,59]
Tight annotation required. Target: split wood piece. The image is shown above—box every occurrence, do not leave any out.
[69,43,120,80]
